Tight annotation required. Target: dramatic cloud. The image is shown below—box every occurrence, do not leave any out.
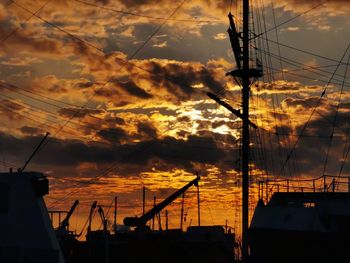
[0,131,237,176]
[58,107,103,118]
[0,0,349,231]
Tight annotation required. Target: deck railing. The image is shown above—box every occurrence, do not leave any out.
[257,175,350,202]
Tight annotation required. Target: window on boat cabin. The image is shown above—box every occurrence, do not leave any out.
[0,183,9,213]
[284,201,316,207]
[303,202,315,208]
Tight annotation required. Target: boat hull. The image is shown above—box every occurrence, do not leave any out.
[249,228,350,263]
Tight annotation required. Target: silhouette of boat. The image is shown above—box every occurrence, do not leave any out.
[248,177,350,263]
[0,170,65,263]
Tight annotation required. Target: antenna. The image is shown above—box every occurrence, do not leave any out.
[21,132,49,173]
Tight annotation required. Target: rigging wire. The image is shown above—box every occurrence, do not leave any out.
[322,49,350,176]
[73,0,218,23]
[254,0,276,177]
[255,47,350,87]
[256,35,350,66]
[259,0,285,176]
[339,130,350,177]
[252,0,329,39]
[43,0,225,208]
[8,0,183,141]
[8,0,213,148]
[271,0,299,177]
[279,43,350,174]
[1,0,52,42]
[5,0,350,210]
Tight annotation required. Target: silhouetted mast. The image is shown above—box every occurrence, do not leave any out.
[208,1,262,260]
[241,0,250,260]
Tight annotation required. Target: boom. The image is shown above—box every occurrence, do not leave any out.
[124,176,200,227]
[59,200,79,230]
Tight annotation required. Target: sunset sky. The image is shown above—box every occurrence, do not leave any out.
[1,0,350,234]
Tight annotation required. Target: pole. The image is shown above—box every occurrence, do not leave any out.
[165,210,168,231]
[114,196,117,234]
[21,132,49,172]
[197,182,200,226]
[180,193,185,230]
[142,186,146,215]
[242,0,250,260]
[152,196,156,230]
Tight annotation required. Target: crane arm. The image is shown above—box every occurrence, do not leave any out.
[124,176,200,227]
[59,200,79,230]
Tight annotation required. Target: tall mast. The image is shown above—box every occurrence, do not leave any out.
[209,0,261,260]
[241,0,250,261]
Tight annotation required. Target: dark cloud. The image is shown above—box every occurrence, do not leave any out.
[58,107,103,118]
[0,16,65,57]
[254,81,322,94]
[95,0,110,4]
[141,60,225,101]
[19,126,43,135]
[104,116,126,125]
[255,102,350,178]
[96,127,127,144]
[0,81,17,91]
[112,79,153,99]
[282,0,349,5]
[0,99,25,120]
[136,122,157,139]
[282,97,327,110]
[0,131,238,177]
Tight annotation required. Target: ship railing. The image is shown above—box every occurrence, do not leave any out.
[257,174,350,202]
[48,210,68,228]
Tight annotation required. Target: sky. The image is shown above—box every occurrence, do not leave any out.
[1,0,350,234]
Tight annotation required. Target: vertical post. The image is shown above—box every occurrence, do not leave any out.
[58,212,61,227]
[88,211,92,233]
[180,193,185,230]
[50,212,53,227]
[152,196,156,230]
[142,186,146,215]
[313,179,315,192]
[158,213,162,231]
[114,196,117,234]
[242,0,250,260]
[323,175,327,192]
[165,210,168,231]
[287,180,289,192]
[348,177,350,193]
[197,182,200,227]
[332,178,336,192]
